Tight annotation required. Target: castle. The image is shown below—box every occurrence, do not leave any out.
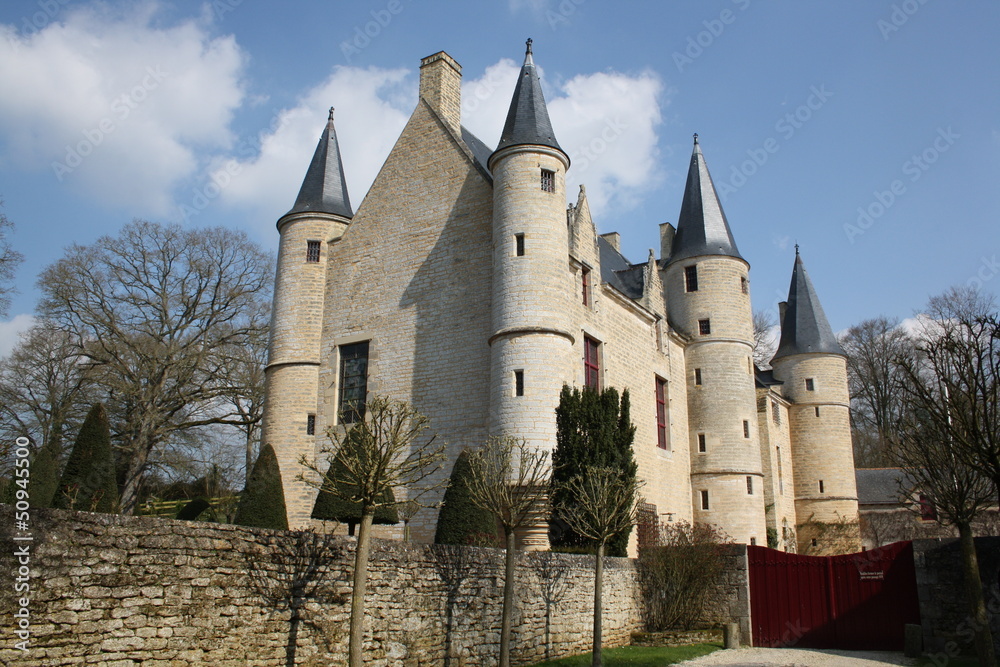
[261,42,860,554]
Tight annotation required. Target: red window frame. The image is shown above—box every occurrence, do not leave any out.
[582,268,591,306]
[584,336,600,390]
[655,377,668,449]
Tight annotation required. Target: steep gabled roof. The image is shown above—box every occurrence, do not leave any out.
[285,107,353,219]
[667,135,743,264]
[493,39,563,155]
[772,250,845,361]
[598,236,644,301]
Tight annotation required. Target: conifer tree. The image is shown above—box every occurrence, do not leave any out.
[435,448,498,545]
[53,403,118,513]
[29,437,62,508]
[234,443,288,530]
[311,433,399,534]
[550,385,637,556]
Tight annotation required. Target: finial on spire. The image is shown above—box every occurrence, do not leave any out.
[693,132,699,145]
[795,243,800,256]
[526,37,533,55]
[328,107,335,122]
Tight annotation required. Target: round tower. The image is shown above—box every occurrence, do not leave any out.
[262,108,352,529]
[487,40,573,549]
[770,249,859,553]
[665,135,766,545]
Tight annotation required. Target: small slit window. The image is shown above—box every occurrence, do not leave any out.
[541,169,555,193]
[750,537,757,546]
[306,414,316,435]
[741,276,748,294]
[694,368,702,386]
[685,265,698,292]
[805,378,815,391]
[515,234,525,257]
[306,240,321,263]
[698,433,706,452]
[772,400,781,425]
[514,370,524,397]
[582,268,591,306]
[699,319,711,335]
[701,490,710,510]
[819,480,825,493]
[743,420,750,438]
[747,476,754,495]
[815,406,821,417]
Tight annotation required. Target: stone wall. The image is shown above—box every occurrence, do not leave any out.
[0,507,644,666]
[694,544,752,646]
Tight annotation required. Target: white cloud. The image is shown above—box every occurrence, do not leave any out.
[0,3,246,215]
[0,313,34,358]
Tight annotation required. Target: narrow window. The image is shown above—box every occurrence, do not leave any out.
[338,341,370,424]
[698,433,707,452]
[819,480,825,493]
[584,336,600,390]
[741,276,748,294]
[306,414,316,435]
[776,447,784,494]
[748,357,753,374]
[582,267,591,306]
[655,377,668,450]
[805,378,815,391]
[743,420,750,438]
[815,406,821,417]
[515,233,525,256]
[919,494,937,521]
[541,168,555,192]
[750,537,757,546]
[812,538,818,547]
[685,265,698,292]
[514,370,524,397]
[747,476,753,495]
[694,368,702,386]
[699,319,711,335]
[306,240,321,263]
[772,400,781,425]
[700,490,710,510]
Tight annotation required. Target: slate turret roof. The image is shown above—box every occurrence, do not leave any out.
[667,135,743,264]
[284,107,353,220]
[493,39,563,156]
[772,249,845,361]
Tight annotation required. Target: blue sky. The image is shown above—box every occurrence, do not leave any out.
[1,0,998,354]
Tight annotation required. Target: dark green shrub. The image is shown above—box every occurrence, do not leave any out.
[29,437,61,508]
[435,449,498,545]
[311,429,398,534]
[53,404,117,513]
[234,443,288,530]
[176,497,211,521]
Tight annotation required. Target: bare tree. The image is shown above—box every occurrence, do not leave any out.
[752,308,777,368]
[841,316,914,467]
[301,395,446,667]
[892,286,999,666]
[557,466,641,667]
[465,436,550,667]
[37,220,273,513]
[0,324,92,465]
[216,316,269,488]
[0,202,23,317]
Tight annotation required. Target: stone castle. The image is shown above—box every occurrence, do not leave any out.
[261,42,860,554]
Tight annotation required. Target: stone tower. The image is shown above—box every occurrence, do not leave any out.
[262,108,353,529]
[770,249,860,552]
[487,40,572,547]
[664,135,766,544]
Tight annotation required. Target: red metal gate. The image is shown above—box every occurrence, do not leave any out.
[748,541,920,650]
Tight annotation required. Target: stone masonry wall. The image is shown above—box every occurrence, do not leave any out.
[0,507,644,666]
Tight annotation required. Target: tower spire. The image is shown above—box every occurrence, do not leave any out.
[666,134,742,264]
[285,107,353,219]
[493,39,563,156]
[772,251,844,361]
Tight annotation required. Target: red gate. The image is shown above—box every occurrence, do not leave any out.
[748,541,920,650]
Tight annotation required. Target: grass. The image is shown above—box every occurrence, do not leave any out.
[527,642,723,666]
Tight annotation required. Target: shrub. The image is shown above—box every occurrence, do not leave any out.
[176,497,211,521]
[29,437,62,508]
[235,443,288,530]
[435,449,498,545]
[53,404,117,513]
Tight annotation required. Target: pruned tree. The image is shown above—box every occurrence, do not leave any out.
[234,443,288,530]
[551,385,637,556]
[0,201,23,317]
[891,286,999,667]
[841,316,914,467]
[301,395,445,667]
[465,436,550,667]
[752,308,778,368]
[37,220,274,514]
[435,448,499,546]
[53,403,117,513]
[557,466,641,667]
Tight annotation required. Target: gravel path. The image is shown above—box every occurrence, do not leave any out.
[675,647,919,666]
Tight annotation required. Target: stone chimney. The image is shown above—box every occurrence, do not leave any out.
[419,51,462,135]
[600,232,621,253]
[659,222,675,260]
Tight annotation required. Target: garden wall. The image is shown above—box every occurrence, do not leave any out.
[0,506,644,666]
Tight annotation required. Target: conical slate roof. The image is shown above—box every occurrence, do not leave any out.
[667,135,743,264]
[494,39,563,155]
[284,108,353,219]
[772,250,845,361]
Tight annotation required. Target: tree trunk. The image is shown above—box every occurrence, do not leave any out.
[592,541,604,667]
[349,510,375,667]
[118,436,152,515]
[958,522,996,667]
[500,527,516,667]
